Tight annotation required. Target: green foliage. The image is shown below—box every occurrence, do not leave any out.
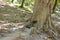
[17,0,22,3]
[4,0,11,2]
[57,0,60,5]
[57,2,60,6]
[3,0,34,12]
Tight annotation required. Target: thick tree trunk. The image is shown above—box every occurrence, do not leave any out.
[26,0,60,36]
[30,0,52,31]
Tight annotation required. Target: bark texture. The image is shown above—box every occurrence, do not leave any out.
[28,0,60,37]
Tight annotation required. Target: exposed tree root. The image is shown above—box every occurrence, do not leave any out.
[42,16,60,40]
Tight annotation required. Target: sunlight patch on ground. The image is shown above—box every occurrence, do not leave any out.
[2,14,10,16]
[58,17,60,19]
[0,21,24,32]
[57,22,60,24]
[55,11,60,13]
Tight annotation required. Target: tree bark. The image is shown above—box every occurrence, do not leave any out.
[19,0,25,8]
[11,0,14,3]
[30,0,52,31]
[25,0,60,37]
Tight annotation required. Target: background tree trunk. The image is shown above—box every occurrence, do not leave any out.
[11,0,14,3]
[19,0,25,8]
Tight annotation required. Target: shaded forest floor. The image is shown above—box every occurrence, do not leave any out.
[0,5,60,40]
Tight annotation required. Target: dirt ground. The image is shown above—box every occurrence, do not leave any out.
[0,5,60,40]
